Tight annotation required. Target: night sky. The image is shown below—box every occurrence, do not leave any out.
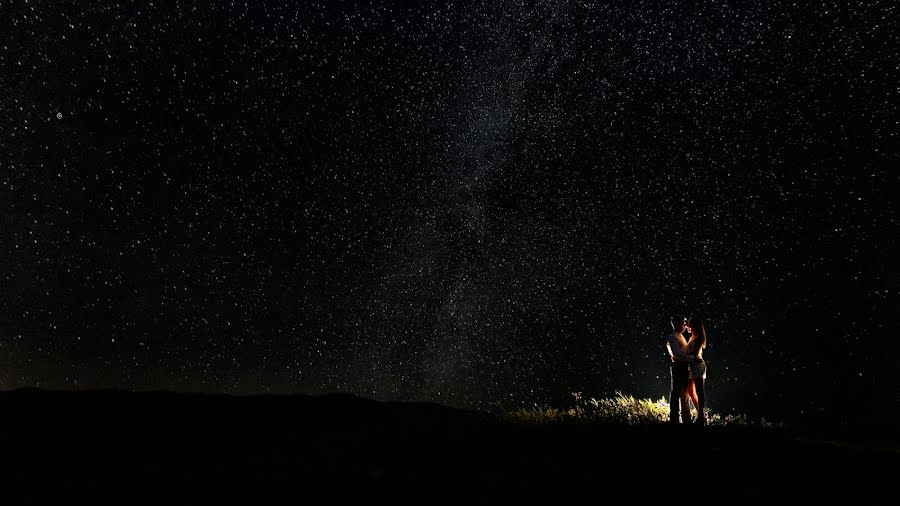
[3,1,897,423]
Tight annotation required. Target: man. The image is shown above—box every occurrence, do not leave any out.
[666,316,702,424]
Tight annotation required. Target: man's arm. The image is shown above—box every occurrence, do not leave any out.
[667,334,695,363]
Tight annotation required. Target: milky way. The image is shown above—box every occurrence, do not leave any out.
[2,1,896,422]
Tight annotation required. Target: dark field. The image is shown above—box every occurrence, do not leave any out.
[2,389,895,503]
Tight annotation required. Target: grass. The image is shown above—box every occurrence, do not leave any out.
[500,392,782,429]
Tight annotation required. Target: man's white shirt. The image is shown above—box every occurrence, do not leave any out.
[667,330,694,363]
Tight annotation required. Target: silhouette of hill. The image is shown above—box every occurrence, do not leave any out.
[1,389,894,502]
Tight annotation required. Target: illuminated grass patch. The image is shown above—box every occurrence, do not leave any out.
[501,392,782,429]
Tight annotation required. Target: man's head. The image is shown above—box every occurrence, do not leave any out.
[670,316,685,332]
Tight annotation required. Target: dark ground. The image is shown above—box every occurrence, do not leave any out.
[2,389,895,503]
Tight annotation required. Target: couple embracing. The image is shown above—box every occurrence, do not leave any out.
[666,315,708,425]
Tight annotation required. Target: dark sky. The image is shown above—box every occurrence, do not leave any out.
[2,1,897,422]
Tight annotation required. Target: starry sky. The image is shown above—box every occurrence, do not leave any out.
[2,1,897,423]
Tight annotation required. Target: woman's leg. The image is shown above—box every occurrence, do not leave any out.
[680,393,692,424]
[687,380,699,418]
[694,378,706,424]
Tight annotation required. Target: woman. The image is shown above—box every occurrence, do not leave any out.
[684,315,708,425]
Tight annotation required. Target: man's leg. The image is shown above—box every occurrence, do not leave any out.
[669,363,679,423]
[681,388,692,424]
[669,362,686,423]
[695,378,706,425]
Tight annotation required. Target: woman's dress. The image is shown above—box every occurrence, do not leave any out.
[686,336,706,380]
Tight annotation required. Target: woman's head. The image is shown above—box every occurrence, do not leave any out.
[688,315,702,328]
[688,315,707,346]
